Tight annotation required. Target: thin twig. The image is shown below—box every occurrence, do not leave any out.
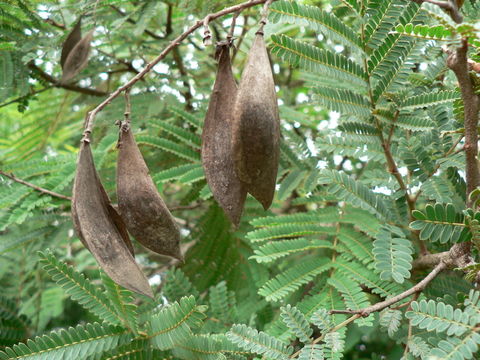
[0,87,52,109]
[0,170,71,201]
[256,0,274,34]
[203,15,213,45]
[169,203,202,211]
[82,0,275,142]
[109,5,165,40]
[227,10,241,40]
[290,314,361,358]
[330,261,447,317]
[414,0,463,23]
[28,63,107,97]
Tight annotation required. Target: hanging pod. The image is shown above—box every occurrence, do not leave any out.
[116,124,182,260]
[72,142,153,298]
[60,17,82,69]
[232,32,280,210]
[61,26,94,84]
[202,41,247,226]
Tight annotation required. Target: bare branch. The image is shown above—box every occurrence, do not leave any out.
[446,39,480,203]
[330,261,447,317]
[413,0,463,23]
[28,63,107,97]
[82,0,276,141]
[0,170,71,201]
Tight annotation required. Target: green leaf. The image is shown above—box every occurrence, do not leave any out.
[259,258,332,302]
[270,34,367,85]
[406,300,477,337]
[373,225,413,284]
[38,250,122,326]
[313,87,371,118]
[0,323,131,360]
[227,324,293,360]
[148,296,207,350]
[401,91,460,110]
[270,1,363,52]
[280,305,313,344]
[136,135,200,161]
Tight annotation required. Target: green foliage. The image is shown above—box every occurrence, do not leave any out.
[1,0,480,358]
[148,296,207,350]
[38,250,124,327]
[373,225,413,284]
[0,322,132,360]
[280,305,313,344]
[227,324,294,359]
[410,203,468,243]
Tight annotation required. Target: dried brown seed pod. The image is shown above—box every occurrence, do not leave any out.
[232,33,280,210]
[60,17,82,69]
[202,41,247,226]
[117,125,182,260]
[61,29,94,84]
[72,142,153,298]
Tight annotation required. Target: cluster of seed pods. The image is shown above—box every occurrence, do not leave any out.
[69,4,279,296]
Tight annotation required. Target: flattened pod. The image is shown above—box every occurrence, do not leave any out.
[232,33,280,210]
[61,29,94,83]
[202,42,247,226]
[117,126,182,260]
[72,142,152,298]
[60,17,82,69]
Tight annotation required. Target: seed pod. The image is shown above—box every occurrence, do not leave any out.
[117,125,182,260]
[60,17,82,69]
[72,142,152,298]
[232,33,280,210]
[202,41,247,226]
[61,29,94,84]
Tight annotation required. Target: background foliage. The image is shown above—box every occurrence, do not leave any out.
[1,0,480,359]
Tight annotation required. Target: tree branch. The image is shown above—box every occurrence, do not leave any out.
[28,63,107,97]
[446,39,480,204]
[82,0,276,141]
[0,170,71,201]
[414,0,463,23]
[331,261,447,317]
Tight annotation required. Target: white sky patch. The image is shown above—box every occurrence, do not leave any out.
[419,62,428,71]
[283,122,293,131]
[278,98,284,106]
[45,62,53,72]
[24,29,33,35]
[37,8,50,19]
[149,274,161,286]
[334,155,343,165]
[79,78,91,87]
[273,63,280,74]
[306,137,317,156]
[398,167,408,176]
[294,121,301,128]
[296,92,308,103]
[317,160,328,169]
[334,45,344,53]
[373,186,392,195]
[318,120,329,130]
[317,34,324,41]
[99,73,108,80]
[343,160,353,171]
[329,111,340,128]
[153,62,169,73]
[132,59,144,69]
[73,105,80,111]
